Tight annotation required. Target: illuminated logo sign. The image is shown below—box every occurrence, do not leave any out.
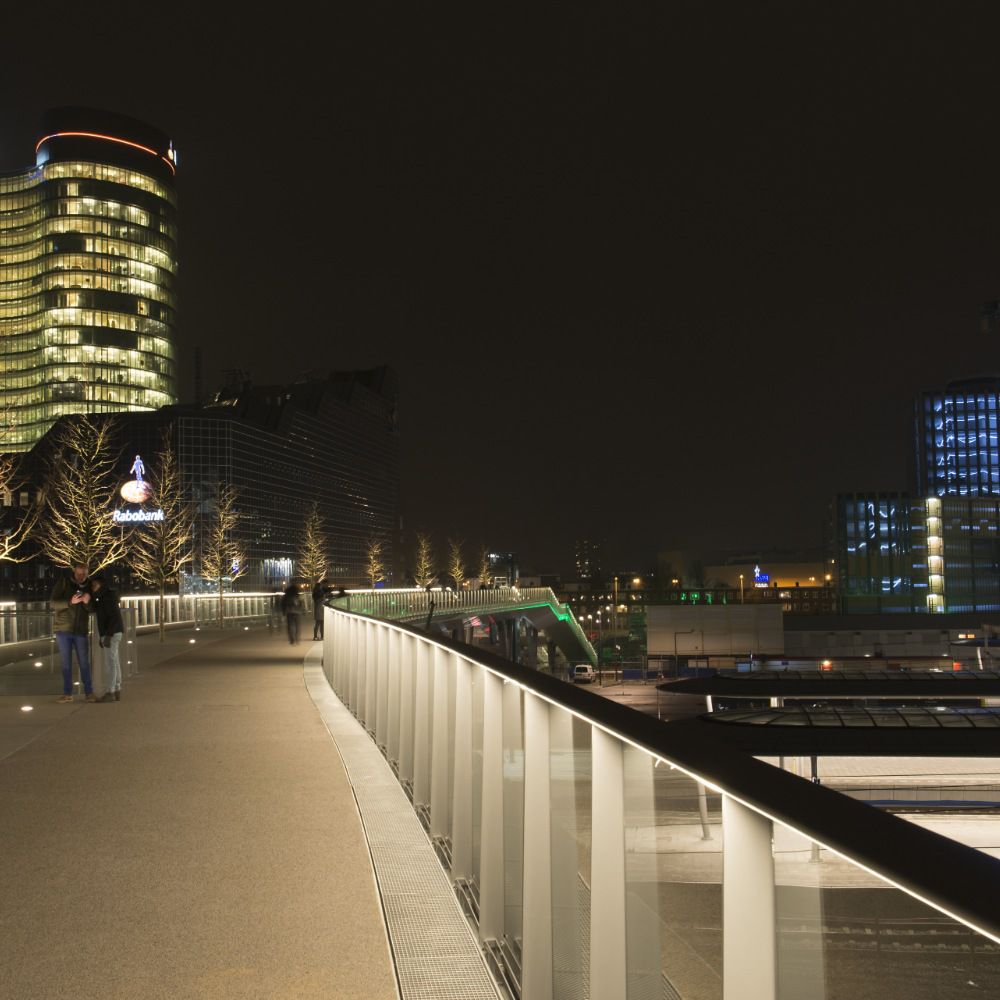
[119,454,151,502]
[753,564,770,588]
[113,509,164,523]
[113,454,164,524]
[120,480,152,504]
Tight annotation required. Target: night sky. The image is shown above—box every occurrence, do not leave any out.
[3,6,1000,574]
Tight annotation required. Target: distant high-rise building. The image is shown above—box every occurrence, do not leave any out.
[0,108,178,451]
[485,551,518,586]
[574,539,602,583]
[915,378,1000,498]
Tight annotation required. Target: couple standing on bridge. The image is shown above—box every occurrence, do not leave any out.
[50,563,125,703]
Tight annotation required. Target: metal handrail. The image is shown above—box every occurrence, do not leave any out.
[331,606,1000,946]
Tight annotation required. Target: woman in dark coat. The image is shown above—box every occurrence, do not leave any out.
[312,578,332,640]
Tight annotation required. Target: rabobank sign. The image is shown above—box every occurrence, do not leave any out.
[112,508,165,523]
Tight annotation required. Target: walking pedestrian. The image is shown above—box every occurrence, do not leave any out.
[50,563,95,703]
[91,574,125,702]
[281,584,305,645]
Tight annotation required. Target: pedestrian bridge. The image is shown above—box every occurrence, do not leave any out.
[1,598,998,999]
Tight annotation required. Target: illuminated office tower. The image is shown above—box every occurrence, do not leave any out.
[0,108,178,451]
[915,378,1000,498]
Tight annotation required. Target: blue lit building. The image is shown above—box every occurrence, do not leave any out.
[833,493,927,613]
[915,378,1000,497]
[832,378,1000,613]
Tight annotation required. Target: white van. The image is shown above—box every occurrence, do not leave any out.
[572,664,596,684]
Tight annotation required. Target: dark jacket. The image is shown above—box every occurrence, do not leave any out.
[92,586,124,638]
[312,584,330,622]
[50,572,91,635]
[281,589,305,616]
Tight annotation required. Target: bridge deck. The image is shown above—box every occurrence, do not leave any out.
[0,629,397,1000]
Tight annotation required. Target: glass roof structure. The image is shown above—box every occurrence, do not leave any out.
[707,707,1000,728]
[713,669,1000,682]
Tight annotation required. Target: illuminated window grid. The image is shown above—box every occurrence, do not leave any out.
[0,159,178,451]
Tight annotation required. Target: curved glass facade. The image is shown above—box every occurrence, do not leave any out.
[0,109,178,451]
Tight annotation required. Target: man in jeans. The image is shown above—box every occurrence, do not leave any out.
[50,563,95,703]
[91,575,125,702]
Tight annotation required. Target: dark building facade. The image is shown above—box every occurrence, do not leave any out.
[0,108,179,451]
[17,369,400,592]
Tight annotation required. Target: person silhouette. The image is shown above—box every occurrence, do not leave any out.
[130,455,145,482]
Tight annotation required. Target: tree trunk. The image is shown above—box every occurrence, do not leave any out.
[158,583,166,643]
[218,576,224,628]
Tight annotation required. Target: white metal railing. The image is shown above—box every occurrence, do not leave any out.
[322,606,1000,1000]
[342,586,597,664]
[117,592,280,631]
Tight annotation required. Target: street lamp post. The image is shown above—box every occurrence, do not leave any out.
[596,614,604,684]
[673,628,694,678]
[739,574,744,604]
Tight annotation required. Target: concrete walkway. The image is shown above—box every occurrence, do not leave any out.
[0,628,398,1000]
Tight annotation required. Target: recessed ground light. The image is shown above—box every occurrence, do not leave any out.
[73,681,80,686]
[127,640,133,645]
[33,661,42,668]
[243,626,249,631]
[189,639,196,644]
[20,705,33,712]
[195,627,201,632]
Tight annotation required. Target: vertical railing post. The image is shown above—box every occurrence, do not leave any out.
[364,621,377,732]
[343,614,353,705]
[451,656,473,880]
[521,691,553,1000]
[323,608,335,688]
[332,608,351,700]
[349,616,359,707]
[478,670,505,942]
[327,609,338,689]
[387,628,401,766]
[722,796,777,1000]
[590,726,627,1000]
[351,616,362,713]
[376,626,388,749]
[336,611,347,691]
[430,645,451,840]
[399,633,415,788]
[413,639,431,807]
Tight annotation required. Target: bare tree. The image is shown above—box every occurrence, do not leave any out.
[477,545,490,587]
[36,415,127,572]
[129,432,194,641]
[0,449,39,565]
[298,502,328,583]
[366,535,385,588]
[199,484,246,626]
[448,537,466,590]
[413,530,436,588]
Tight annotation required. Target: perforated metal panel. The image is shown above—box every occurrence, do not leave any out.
[305,661,500,1000]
